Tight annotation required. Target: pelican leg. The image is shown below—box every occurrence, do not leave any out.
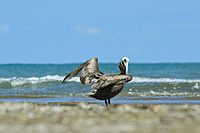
[108,99,111,105]
[105,100,108,106]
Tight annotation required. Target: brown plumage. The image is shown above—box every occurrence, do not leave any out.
[62,57,132,106]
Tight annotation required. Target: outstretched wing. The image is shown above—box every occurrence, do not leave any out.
[62,57,103,85]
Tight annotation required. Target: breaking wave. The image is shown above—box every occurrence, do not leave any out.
[0,75,200,88]
[131,77,200,83]
[0,75,65,88]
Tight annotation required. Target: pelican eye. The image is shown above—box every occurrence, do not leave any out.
[123,59,127,62]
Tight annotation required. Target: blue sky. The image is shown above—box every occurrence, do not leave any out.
[0,0,200,63]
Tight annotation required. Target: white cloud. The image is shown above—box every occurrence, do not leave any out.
[75,25,101,35]
[0,24,11,34]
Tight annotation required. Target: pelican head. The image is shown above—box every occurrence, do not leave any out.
[119,57,129,75]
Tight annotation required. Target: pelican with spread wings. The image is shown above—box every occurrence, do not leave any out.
[62,57,132,106]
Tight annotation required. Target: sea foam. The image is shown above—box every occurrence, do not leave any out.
[0,75,65,87]
[0,75,200,87]
[131,76,200,83]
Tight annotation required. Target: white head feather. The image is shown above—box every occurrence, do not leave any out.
[121,57,129,74]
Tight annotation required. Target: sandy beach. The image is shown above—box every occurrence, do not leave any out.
[0,102,200,133]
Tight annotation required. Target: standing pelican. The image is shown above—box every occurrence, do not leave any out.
[62,57,132,106]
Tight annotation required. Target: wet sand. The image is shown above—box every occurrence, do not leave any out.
[0,102,200,133]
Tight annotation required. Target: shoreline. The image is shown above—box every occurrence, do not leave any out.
[0,102,200,133]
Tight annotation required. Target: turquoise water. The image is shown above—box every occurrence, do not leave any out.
[0,63,200,104]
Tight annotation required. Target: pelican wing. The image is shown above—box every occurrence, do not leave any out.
[62,57,103,85]
[92,74,132,91]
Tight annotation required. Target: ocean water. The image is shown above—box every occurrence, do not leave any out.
[0,63,200,104]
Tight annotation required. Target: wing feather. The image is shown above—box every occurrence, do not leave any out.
[92,75,132,91]
[62,63,85,84]
[62,57,103,84]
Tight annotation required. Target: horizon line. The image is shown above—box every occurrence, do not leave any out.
[0,62,200,65]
